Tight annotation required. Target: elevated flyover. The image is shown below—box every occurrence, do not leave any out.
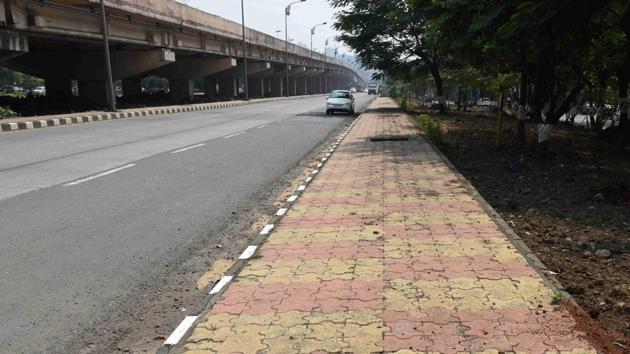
[0,0,365,105]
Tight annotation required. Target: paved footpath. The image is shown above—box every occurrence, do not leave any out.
[181,98,596,353]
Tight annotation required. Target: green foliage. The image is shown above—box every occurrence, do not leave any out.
[418,114,442,142]
[0,68,43,90]
[0,106,18,119]
[400,96,408,111]
[550,292,563,305]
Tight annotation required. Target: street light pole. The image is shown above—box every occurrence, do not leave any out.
[284,0,306,97]
[99,0,116,111]
[310,21,326,95]
[241,0,248,100]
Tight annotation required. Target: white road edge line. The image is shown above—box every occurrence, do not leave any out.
[239,246,258,260]
[63,164,136,186]
[287,195,298,202]
[311,170,319,175]
[260,224,274,235]
[276,208,288,216]
[224,131,245,139]
[209,276,233,295]
[163,316,198,346]
[305,177,313,183]
[171,143,206,154]
[257,125,267,129]
[297,185,306,191]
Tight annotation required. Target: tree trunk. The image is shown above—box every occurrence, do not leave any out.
[517,69,527,144]
[620,12,630,137]
[430,65,446,114]
[456,87,462,111]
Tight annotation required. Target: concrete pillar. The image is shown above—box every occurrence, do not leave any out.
[248,77,264,97]
[204,77,217,98]
[169,79,194,102]
[296,77,307,96]
[78,80,108,106]
[288,78,297,96]
[271,77,283,97]
[218,78,237,98]
[122,77,142,96]
[45,77,72,98]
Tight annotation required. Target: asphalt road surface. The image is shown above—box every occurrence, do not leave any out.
[0,94,374,353]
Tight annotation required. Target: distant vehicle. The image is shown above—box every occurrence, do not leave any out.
[326,90,355,115]
[477,97,498,107]
[32,86,46,96]
[367,83,378,95]
[2,85,23,94]
[350,87,357,93]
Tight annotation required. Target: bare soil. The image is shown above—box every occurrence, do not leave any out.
[413,105,630,348]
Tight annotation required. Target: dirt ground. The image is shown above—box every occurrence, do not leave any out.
[410,103,630,348]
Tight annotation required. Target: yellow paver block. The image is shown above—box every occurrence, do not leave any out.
[195,259,234,290]
[266,225,384,245]
[287,204,382,218]
[385,238,524,262]
[385,212,493,225]
[384,194,476,204]
[384,277,554,311]
[186,310,384,354]
[237,258,383,285]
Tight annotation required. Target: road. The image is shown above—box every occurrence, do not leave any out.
[0,94,374,353]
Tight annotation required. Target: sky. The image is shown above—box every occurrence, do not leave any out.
[180,0,351,56]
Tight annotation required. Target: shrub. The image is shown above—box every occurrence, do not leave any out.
[400,96,408,111]
[417,114,442,143]
[0,106,17,119]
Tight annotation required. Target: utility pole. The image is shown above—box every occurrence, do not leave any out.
[284,1,306,97]
[241,0,249,100]
[99,0,116,111]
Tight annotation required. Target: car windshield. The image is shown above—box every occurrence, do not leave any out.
[330,91,351,99]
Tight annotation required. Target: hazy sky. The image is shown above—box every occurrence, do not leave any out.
[182,0,350,55]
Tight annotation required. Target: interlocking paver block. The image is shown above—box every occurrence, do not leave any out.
[182,98,596,354]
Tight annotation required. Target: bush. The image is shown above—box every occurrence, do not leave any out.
[0,106,17,119]
[417,114,442,142]
[400,96,408,111]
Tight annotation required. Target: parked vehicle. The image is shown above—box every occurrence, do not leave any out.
[367,83,378,95]
[32,86,46,96]
[326,90,355,115]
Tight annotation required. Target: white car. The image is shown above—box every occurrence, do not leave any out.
[32,86,46,96]
[326,90,355,115]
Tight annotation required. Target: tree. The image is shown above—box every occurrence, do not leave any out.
[329,0,450,113]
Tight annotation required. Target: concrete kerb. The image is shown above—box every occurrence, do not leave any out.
[156,113,363,354]
[0,95,326,133]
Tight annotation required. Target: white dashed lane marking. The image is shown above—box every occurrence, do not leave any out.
[63,164,136,187]
[171,143,205,154]
[224,131,245,139]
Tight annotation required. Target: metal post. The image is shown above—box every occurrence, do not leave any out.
[99,0,116,111]
[241,0,249,100]
[310,30,313,95]
[285,10,289,97]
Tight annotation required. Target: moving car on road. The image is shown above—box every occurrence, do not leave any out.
[326,90,355,115]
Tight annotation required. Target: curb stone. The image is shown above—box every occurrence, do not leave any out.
[0,95,324,133]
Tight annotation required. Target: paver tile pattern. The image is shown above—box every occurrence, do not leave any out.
[183,98,596,353]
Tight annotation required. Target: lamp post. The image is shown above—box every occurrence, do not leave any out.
[240,0,248,100]
[99,0,116,111]
[309,22,326,95]
[285,0,306,97]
